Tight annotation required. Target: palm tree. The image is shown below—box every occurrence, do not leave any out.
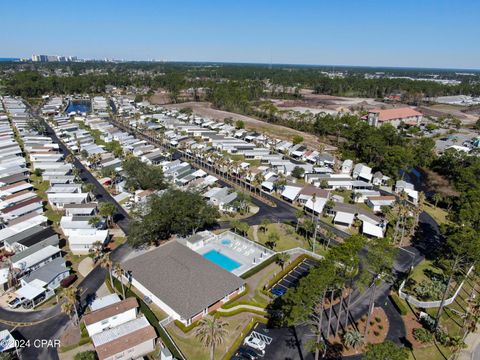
[194,316,229,360]
[432,192,443,208]
[260,218,271,233]
[310,194,317,222]
[65,153,75,164]
[113,262,125,299]
[343,330,364,350]
[62,286,81,325]
[276,253,290,270]
[89,240,103,262]
[100,253,114,289]
[295,209,304,232]
[99,202,116,228]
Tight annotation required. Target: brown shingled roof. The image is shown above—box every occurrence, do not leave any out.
[83,297,138,326]
[370,107,422,122]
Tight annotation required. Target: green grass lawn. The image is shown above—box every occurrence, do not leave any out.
[168,315,252,360]
[408,259,443,285]
[249,223,308,251]
[248,223,329,257]
[424,202,449,225]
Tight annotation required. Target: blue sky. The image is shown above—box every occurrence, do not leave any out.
[2,0,479,69]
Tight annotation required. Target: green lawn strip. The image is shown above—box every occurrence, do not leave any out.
[389,292,408,316]
[248,223,309,251]
[266,254,310,290]
[424,203,449,225]
[168,315,257,360]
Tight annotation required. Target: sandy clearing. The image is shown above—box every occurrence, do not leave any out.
[161,101,336,151]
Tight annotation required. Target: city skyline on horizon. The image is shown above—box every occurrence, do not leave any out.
[2,0,480,69]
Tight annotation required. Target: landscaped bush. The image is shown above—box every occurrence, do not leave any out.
[74,350,97,360]
[414,280,446,300]
[265,254,312,289]
[435,328,449,346]
[413,328,433,343]
[420,314,436,331]
[60,274,77,288]
[375,316,381,323]
[373,330,380,337]
[240,254,278,279]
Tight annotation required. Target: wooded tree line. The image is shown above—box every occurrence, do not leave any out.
[313,76,480,98]
[4,62,479,99]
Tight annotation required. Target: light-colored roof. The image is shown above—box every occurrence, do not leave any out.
[93,317,156,360]
[334,211,355,225]
[281,185,302,201]
[362,221,384,238]
[16,282,45,300]
[90,294,121,311]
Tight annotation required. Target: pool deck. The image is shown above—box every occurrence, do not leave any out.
[195,232,275,276]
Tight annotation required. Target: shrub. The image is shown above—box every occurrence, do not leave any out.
[375,317,381,323]
[413,328,433,343]
[435,328,449,346]
[373,331,380,337]
[74,351,97,360]
[378,325,384,330]
[60,274,77,288]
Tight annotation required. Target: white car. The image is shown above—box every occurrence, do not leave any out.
[243,335,266,352]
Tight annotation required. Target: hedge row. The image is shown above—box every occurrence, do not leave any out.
[105,275,185,360]
[266,254,309,290]
[217,307,266,317]
[221,317,269,360]
[240,254,279,279]
[390,292,409,316]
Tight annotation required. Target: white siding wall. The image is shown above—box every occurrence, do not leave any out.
[86,308,137,336]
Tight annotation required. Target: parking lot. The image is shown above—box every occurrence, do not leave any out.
[269,258,317,297]
[232,257,318,359]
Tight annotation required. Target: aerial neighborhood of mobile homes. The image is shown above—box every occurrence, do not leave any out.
[0,92,426,359]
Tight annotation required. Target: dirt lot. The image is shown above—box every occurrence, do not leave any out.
[419,104,478,124]
[160,101,336,151]
[273,91,388,113]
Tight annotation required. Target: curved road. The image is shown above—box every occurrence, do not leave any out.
[0,114,133,360]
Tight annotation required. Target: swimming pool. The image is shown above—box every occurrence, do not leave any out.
[203,250,241,272]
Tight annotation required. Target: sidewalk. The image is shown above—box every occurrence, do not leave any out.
[78,257,94,277]
[458,332,480,360]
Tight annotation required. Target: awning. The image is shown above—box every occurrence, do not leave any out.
[362,221,384,238]
[334,211,355,226]
[16,283,45,300]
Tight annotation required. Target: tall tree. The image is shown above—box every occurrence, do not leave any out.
[194,316,229,360]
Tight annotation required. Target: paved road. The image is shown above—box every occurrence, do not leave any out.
[0,113,134,360]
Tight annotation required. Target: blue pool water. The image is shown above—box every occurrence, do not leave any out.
[221,239,231,246]
[66,100,91,114]
[203,250,241,272]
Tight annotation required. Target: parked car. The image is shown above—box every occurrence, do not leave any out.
[60,274,77,288]
[236,347,261,360]
[244,335,266,351]
[271,287,286,297]
[8,297,22,309]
